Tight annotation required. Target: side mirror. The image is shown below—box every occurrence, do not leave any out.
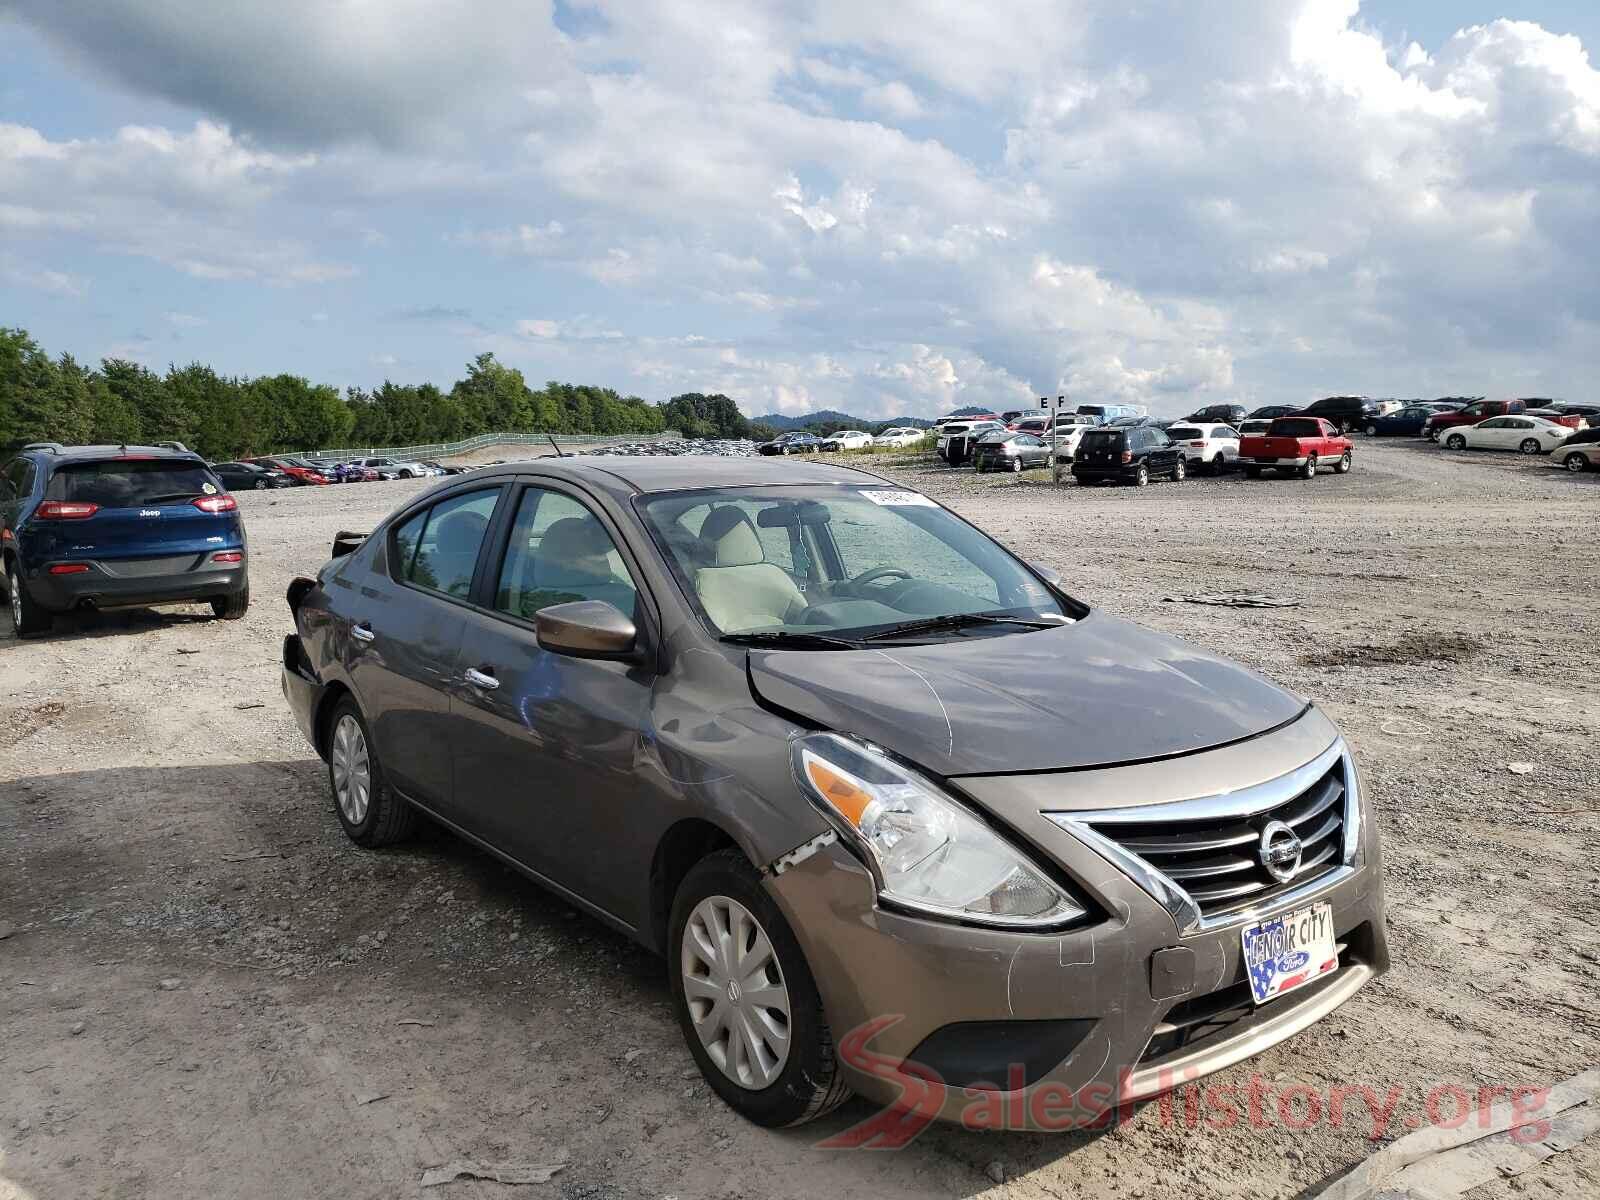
[1029,562,1063,587]
[535,600,638,661]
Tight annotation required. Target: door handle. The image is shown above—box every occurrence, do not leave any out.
[350,622,376,643]
[464,666,500,690]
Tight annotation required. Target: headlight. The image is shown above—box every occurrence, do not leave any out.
[792,733,1085,928]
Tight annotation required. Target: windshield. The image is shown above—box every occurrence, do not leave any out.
[636,485,1072,642]
[46,459,218,506]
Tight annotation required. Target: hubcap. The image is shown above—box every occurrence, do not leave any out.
[330,714,371,825]
[680,896,792,1090]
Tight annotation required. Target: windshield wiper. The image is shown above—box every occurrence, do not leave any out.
[860,612,1059,641]
[139,492,207,504]
[721,630,864,651]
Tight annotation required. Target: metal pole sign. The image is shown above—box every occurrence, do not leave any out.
[1048,394,1067,484]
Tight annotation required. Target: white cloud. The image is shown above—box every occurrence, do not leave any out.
[2,257,86,297]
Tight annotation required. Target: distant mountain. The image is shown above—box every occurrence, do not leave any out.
[752,410,936,432]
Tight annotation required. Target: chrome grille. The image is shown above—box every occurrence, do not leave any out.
[1046,740,1357,933]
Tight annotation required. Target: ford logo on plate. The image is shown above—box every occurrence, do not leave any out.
[1281,950,1309,971]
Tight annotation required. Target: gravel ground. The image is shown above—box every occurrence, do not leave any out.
[1,438,1596,1199]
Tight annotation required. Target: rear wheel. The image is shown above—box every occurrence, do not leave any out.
[5,559,52,638]
[1301,456,1317,479]
[1171,458,1186,482]
[326,699,417,847]
[669,849,850,1127]
[1334,451,1352,474]
[1134,464,1149,487]
[211,586,249,620]
[1010,456,1022,473]
[1519,438,1542,455]
[1565,451,1589,473]
[1365,423,1378,436]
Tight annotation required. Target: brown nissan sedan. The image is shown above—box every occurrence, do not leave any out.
[281,456,1387,1130]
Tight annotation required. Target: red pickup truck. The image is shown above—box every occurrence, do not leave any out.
[1239,417,1353,478]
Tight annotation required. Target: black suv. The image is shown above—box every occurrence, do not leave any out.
[1,442,249,637]
[1294,396,1381,433]
[1071,426,1186,486]
[1186,403,1248,425]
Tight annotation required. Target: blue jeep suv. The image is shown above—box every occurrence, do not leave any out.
[1,442,249,637]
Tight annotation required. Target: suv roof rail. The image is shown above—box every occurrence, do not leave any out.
[22,441,67,454]
[152,440,191,453]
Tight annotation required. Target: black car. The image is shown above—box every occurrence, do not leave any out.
[1294,396,1381,433]
[1071,426,1186,486]
[757,432,823,456]
[1246,405,1300,421]
[1186,403,1248,425]
[1361,405,1437,437]
[971,430,1051,473]
[212,460,293,490]
[1562,425,1600,446]
[1550,403,1600,428]
[420,460,466,475]
[1,441,249,635]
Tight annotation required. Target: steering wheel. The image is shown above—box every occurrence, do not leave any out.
[848,565,913,589]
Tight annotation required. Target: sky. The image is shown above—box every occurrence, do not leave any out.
[3,1,1599,421]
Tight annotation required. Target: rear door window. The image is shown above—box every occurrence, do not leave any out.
[45,459,218,507]
[391,488,502,600]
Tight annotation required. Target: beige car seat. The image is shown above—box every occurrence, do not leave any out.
[693,507,806,632]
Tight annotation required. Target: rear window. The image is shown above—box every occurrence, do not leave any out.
[1080,430,1124,449]
[1167,426,1204,440]
[1266,419,1322,438]
[45,459,218,506]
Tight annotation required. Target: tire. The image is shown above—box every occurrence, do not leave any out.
[1565,452,1589,473]
[1010,457,1022,473]
[1171,458,1186,482]
[1445,434,1467,450]
[1301,456,1317,479]
[254,479,269,490]
[1427,429,1440,442]
[668,849,851,1128]
[1519,439,1542,456]
[1365,423,1378,437]
[1334,451,1352,474]
[1244,465,1262,479]
[1134,464,1149,488]
[5,559,52,638]
[325,698,418,848]
[211,585,250,620]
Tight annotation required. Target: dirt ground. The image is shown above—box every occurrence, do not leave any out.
[2,439,1597,1200]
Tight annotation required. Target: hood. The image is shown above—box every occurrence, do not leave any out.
[747,612,1307,776]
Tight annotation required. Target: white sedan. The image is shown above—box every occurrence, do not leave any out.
[1439,416,1573,455]
[872,427,927,447]
[822,429,873,451]
[1163,421,1241,473]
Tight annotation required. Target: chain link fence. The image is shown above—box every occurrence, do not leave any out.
[311,430,683,461]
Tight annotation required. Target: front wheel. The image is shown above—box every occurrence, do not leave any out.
[1565,452,1590,473]
[1334,451,1352,474]
[5,559,52,638]
[1519,439,1542,455]
[669,849,851,1127]
[254,479,269,490]
[326,699,418,847]
[1446,434,1467,451]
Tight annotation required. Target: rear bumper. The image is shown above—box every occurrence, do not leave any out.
[26,560,246,612]
[1249,456,1309,467]
[1072,463,1142,481]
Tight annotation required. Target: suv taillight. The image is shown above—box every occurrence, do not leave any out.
[192,494,237,513]
[36,501,100,520]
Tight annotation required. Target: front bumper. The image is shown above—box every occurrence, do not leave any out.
[766,711,1388,1129]
[26,560,246,613]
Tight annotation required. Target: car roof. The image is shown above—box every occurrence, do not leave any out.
[22,444,203,463]
[474,454,888,496]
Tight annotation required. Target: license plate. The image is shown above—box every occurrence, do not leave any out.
[1241,902,1338,1005]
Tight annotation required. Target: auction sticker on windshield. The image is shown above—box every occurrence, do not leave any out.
[859,489,936,507]
[1242,901,1338,1004]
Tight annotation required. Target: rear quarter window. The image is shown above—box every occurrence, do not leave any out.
[45,459,218,506]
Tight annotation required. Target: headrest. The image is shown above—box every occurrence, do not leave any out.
[699,506,764,567]
[540,516,614,582]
